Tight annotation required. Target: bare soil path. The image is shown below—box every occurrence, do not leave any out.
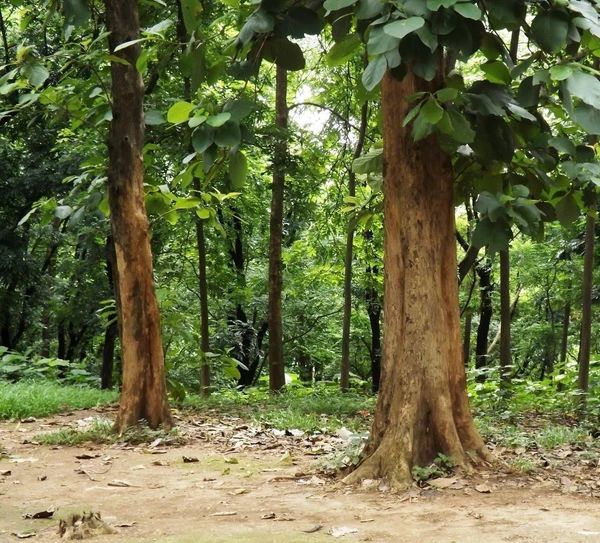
[1,408,599,543]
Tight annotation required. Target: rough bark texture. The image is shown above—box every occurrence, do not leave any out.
[105,0,172,431]
[345,69,489,490]
[268,65,287,391]
[499,249,511,383]
[366,271,382,393]
[341,104,369,391]
[578,214,595,399]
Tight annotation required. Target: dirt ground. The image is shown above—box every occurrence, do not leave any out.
[1,408,600,543]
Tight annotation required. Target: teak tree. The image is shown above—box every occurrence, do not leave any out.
[105,0,172,431]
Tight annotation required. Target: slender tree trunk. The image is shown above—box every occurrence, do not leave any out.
[0,9,9,65]
[195,211,211,397]
[341,103,369,391]
[367,292,382,393]
[345,69,489,490]
[105,0,172,431]
[578,213,595,405]
[463,310,472,367]
[557,300,571,390]
[475,263,492,380]
[268,65,287,392]
[499,249,511,383]
[101,236,118,389]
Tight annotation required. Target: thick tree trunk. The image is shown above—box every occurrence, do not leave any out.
[578,213,595,403]
[341,103,369,391]
[105,0,172,431]
[345,69,489,490]
[475,263,492,380]
[499,249,511,383]
[268,65,287,391]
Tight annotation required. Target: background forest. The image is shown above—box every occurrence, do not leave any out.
[1,0,600,425]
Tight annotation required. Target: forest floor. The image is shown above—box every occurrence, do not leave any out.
[1,405,600,543]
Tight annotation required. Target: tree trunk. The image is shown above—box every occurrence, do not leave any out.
[499,249,511,383]
[557,300,570,390]
[101,236,118,390]
[268,65,287,392]
[196,212,211,397]
[475,263,492,380]
[578,213,595,404]
[345,69,489,490]
[463,310,472,367]
[341,103,369,391]
[105,0,172,431]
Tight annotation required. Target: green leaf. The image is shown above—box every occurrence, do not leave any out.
[268,39,306,71]
[179,0,202,33]
[574,103,600,134]
[427,0,458,10]
[206,112,231,127]
[555,193,580,227]
[565,70,600,109]
[549,64,573,81]
[327,34,362,67]
[54,205,72,220]
[352,148,383,173]
[22,62,49,87]
[431,7,457,35]
[362,55,387,91]
[472,217,512,253]
[145,110,165,126]
[192,126,214,153]
[63,0,91,27]
[223,98,255,122]
[383,17,426,40]
[323,0,358,11]
[167,101,195,123]
[420,97,444,124]
[188,114,207,128]
[447,109,475,143]
[531,10,569,53]
[196,208,210,219]
[453,2,481,20]
[368,26,401,56]
[435,87,458,102]
[229,151,248,189]
[214,121,241,147]
[548,136,576,156]
[402,103,422,127]
[480,60,511,85]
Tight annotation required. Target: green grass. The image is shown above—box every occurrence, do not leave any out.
[0,381,118,420]
[182,387,375,432]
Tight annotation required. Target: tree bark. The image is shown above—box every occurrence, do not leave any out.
[268,65,287,392]
[475,263,493,380]
[578,213,595,403]
[105,0,172,431]
[499,249,511,383]
[345,69,489,490]
[463,310,472,367]
[195,211,211,397]
[341,103,369,391]
[557,300,570,390]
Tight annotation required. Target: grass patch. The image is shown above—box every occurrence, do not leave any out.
[0,381,117,420]
[182,388,375,432]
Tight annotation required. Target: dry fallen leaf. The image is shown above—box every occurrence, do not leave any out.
[278,451,293,466]
[211,511,237,516]
[108,480,135,487]
[428,477,457,489]
[152,460,169,467]
[224,457,239,464]
[475,484,491,494]
[261,513,276,520]
[329,526,358,537]
[182,456,199,463]
[231,488,247,495]
[75,453,100,460]
[0,470,11,476]
[303,524,323,533]
[115,521,136,528]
